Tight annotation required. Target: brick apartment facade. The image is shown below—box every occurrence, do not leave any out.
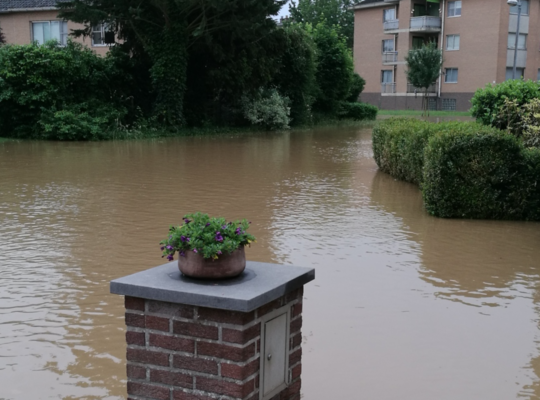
[0,0,109,56]
[353,0,540,111]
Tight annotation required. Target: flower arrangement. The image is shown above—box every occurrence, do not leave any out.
[160,213,256,261]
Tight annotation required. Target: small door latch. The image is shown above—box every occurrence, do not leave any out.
[267,353,272,361]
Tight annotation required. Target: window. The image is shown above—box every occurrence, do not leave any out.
[506,67,525,80]
[510,0,529,15]
[383,8,396,22]
[508,33,527,49]
[445,68,458,83]
[448,1,462,17]
[32,21,68,45]
[412,37,424,49]
[537,68,540,81]
[382,39,394,53]
[442,99,457,111]
[381,70,393,83]
[92,23,112,46]
[446,35,460,50]
[428,98,437,111]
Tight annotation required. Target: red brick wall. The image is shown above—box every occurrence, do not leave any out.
[124,289,303,400]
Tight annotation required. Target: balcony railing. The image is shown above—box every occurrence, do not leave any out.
[407,83,437,94]
[409,16,441,31]
[383,19,399,31]
[381,83,396,94]
[382,51,398,64]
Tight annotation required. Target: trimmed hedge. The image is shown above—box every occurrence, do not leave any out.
[338,101,378,121]
[372,117,540,220]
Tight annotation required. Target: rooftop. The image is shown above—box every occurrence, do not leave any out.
[0,0,67,12]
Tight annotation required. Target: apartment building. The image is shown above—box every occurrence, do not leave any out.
[352,0,540,111]
[0,0,110,56]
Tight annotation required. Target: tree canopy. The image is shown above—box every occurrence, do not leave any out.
[405,42,442,114]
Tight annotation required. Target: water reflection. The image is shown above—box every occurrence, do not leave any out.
[0,129,539,400]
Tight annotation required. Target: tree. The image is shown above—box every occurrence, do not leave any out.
[405,42,443,116]
[58,0,286,126]
[289,0,358,48]
[310,22,353,115]
[0,24,5,45]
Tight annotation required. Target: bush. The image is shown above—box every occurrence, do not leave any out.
[470,79,540,128]
[338,101,377,121]
[241,88,291,130]
[0,41,130,140]
[372,118,435,184]
[422,128,538,219]
[522,148,540,220]
[495,98,540,148]
[346,73,365,102]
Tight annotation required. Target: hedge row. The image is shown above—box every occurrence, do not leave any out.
[338,101,378,121]
[372,118,540,220]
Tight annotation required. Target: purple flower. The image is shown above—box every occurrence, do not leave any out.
[184,218,191,224]
[166,245,173,250]
[160,246,165,251]
[222,225,228,230]
[215,232,224,242]
[206,222,211,227]
[193,249,198,253]
[167,254,174,261]
[217,250,222,255]
[235,227,242,235]
[180,251,186,257]
[180,235,190,243]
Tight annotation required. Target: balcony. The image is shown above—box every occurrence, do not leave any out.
[409,16,441,32]
[407,83,437,94]
[382,51,398,65]
[383,19,399,32]
[381,83,396,94]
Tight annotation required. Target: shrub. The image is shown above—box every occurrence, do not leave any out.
[338,101,377,121]
[0,41,130,140]
[522,148,540,220]
[241,88,291,130]
[422,129,536,219]
[346,73,365,102]
[470,79,540,128]
[372,118,435,184]
[494,98,540,148]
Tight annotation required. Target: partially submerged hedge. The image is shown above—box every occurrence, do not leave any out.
[338,101,377,121]
[372,118,540,220]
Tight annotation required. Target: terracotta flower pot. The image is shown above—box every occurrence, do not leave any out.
[178,246,246,279]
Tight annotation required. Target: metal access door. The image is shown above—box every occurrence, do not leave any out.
[260,305,291,400]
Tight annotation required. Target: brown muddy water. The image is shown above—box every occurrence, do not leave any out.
[0,127,539,400]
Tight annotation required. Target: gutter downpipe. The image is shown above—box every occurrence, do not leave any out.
[438,0,445,101]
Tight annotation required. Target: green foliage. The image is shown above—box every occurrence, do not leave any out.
[160,213,256,260]
[0,24,5,45]
[338,102,377,121]
[373,118,540,220]
[272,24,318,125]
[423,128,538,220]
[0,41,129,140]
[241,88,291,130]
[289,0,358,48]
[311,23,354,114]
[470,79,540,128]
[494,98,540,148]
[346,73,365,102]
[372,118,436,184]
[405,42,442,89]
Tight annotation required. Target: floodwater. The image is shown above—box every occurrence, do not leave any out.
[0,127,539,400]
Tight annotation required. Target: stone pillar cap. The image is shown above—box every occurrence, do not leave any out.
[110,261,315,312]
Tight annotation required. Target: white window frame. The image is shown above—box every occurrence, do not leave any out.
[510,0,529,15]
[382,38,395,53]
[446,34,460,51]
[91,23,109,47]
[381,69,394,83]
[31,20,68,46]
[445,68,458,83]
[383,7,397,22]
[448,1,462,17]
[507,33,527,50]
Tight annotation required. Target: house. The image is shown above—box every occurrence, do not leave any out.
[352,0,540,111]
[0,0,110,56]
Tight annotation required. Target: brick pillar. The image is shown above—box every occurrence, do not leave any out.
[123,289,304,400]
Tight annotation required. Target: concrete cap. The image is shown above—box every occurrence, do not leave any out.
[110,261,315,312]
